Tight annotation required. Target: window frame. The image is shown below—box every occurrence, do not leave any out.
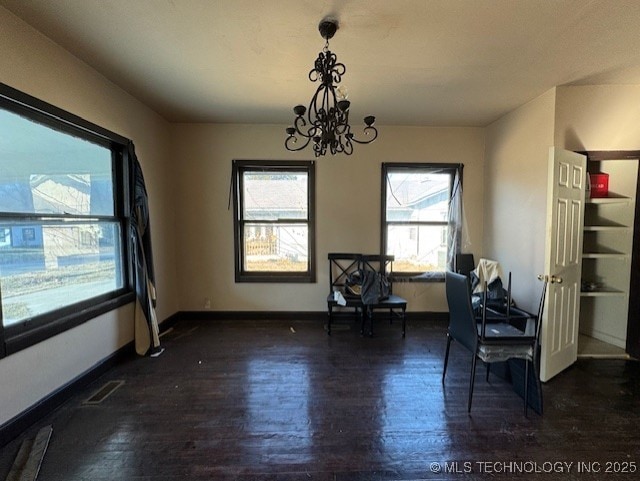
[232,160,316,283]
[381,162,463,282]
[0,82,135,358]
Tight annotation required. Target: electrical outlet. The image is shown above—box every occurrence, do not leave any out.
[204,297,211,309]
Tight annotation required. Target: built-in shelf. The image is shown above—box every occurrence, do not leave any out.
[581,288,627,297]
[586,195,633,205]
[582,252,628,259]
[583,224,630,232]
[580,155,638,351]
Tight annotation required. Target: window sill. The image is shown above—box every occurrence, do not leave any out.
[4,290,135,356]
[391,272,445,283]
[235,273,316,283]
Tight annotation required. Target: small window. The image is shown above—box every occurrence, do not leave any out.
[381,163,463,281]
[232,160,316,283]
[22,228,36,242]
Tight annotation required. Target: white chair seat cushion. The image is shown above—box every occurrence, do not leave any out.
[477,344,533,363]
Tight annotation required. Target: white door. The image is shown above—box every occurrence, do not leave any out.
[540,148,586,382]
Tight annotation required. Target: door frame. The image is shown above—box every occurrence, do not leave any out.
[577,150,640,359]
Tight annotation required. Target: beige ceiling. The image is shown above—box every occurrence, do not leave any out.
[3,0,640,126]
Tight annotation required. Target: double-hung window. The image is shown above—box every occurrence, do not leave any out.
[0,84,132,357]
[232,160,316,283]
[381,163,463,281]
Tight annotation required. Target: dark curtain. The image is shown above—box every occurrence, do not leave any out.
[129,141,162,356]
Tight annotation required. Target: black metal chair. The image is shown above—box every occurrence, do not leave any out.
[326,253,364,335]
[360,255,407,337]
[326,253,407,337]
[442,270,547,415]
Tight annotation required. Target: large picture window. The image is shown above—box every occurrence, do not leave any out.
[232,160,316,283]
[0,83,132,357]
[381,163,463,281]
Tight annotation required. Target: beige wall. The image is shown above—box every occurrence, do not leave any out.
[0,7,177,426]
[172,124,485,313]
[483,88,556,313]
[555,85,640,150]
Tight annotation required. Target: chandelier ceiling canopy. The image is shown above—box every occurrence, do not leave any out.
[285,18,378,157]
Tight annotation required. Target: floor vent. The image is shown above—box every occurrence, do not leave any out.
[83,380,124,405]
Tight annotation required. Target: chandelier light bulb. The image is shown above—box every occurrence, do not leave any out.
[336,84,348,100]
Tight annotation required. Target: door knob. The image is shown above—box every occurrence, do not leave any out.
[538,274,562,284]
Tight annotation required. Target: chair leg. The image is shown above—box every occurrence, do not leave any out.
[468,353,478,413]
[524,360,530,417]
[442,334,452,384]
[368,307,374,337]
[359,307,365,336]
[485,363,491,382]
[401,307,406,338]
[327,306,332,335]
[533,357,543,416]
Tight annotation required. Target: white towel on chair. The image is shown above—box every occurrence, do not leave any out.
[472,258,504,294]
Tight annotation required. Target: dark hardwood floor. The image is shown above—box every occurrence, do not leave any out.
[1,318,639,480]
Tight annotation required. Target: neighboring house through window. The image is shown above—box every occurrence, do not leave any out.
[232,160,316,283]
[381,163,463,281]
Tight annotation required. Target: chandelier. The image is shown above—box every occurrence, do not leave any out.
[285,19,378,157]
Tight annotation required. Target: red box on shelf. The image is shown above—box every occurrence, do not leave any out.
[589,173,609,198]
